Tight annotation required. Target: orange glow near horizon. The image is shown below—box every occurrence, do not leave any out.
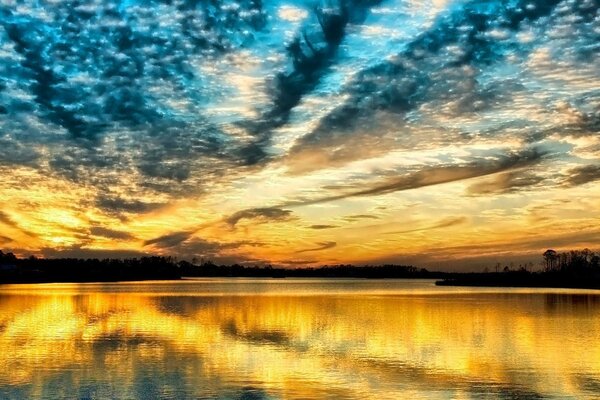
[1,162,599,270]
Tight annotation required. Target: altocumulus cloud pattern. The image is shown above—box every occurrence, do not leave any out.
[0,0,598,266]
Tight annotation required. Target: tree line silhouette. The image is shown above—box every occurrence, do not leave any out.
[542,249,599,272]
[0,250,180,283]
[0,249,436,283]
[437,248,600,289]
[2,248,599,287]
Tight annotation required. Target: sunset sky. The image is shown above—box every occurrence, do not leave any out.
[0,0,598,270]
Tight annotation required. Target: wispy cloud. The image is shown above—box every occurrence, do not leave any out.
[283,0,565,173]
[384,217,468,235]
[89,227,136,241]
[308,224,339,230]
[467,171,545,196]
[0,235,12,244]
[564,165,600,187]
[283,148,547,206]
[96,196,167,215]
[295,241,337,254]
[225,207,295,227]
[0,211,37,238]
[143,231,195,249]
[341,214,380,222]
[239,0,384,164]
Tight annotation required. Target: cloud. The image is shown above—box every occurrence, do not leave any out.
[367,228,600,272]
[564,164,600,187]
[0,211,37,238]
[224,207,295,227]
[170,238,260,258]
[0,0,594,192]
[278,6,308,23]
[437,228,600,261]
[295,241,337,253]
[239,0,383,164]
[143,232,264,261]
[89,227,136,241]
[283,0,564,173]
[0,212,17,228]
[1,0,267,141]
[384,217,468,235]
[308,224,338,230]
[284,148,546,206]
[4,23,89,139]
[466,171,545,195]
[96,196,166,214]
[0,235,12,244]
[142,225,263,260]
[0,137,40,167]
[143,231,195,249]
[0,0,275,212]
[342,214,380,222]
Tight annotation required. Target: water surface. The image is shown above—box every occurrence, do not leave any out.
[1,279,600,399]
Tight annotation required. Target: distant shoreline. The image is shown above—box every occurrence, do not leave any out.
[2,248,599,288]
[0,276,433,285]
[2,275,600,291]
[0,254,438,284]
[436,282,600,290]
[435,272,600,290]
[0,273,438,285]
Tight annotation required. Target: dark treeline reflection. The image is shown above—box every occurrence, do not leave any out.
[0,249,435,283]
[178,263,434,279]
[2,282,600,399]
[544,293,600,313]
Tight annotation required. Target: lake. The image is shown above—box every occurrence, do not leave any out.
[1,279,600,399]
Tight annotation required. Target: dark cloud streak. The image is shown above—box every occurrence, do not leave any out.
[240,0,382,164]
[295,241,336,253]
[90,227,136,241]
[225,207,295,227]
[384,217,467,235]
[96,196,167,215]
[283,148,547,207]
[0,235,12,244]
[466,171,545,196]
[308,224,338,230]
[143,231,195,249]
[565,164,600,187]
[0,211,37,238]
[342,214,380,222]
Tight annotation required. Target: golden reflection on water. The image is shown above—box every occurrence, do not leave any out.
[1,280,600,399]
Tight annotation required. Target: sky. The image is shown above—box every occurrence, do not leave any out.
[0,0,598,270]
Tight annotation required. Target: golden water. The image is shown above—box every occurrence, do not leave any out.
[1,279,600,399]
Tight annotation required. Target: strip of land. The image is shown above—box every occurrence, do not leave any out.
[435,271,600,290]
[436,249,600,290]
[1,249,598,288]
[0,250,437,283]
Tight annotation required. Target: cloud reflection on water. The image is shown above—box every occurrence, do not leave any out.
[0,281,600,399]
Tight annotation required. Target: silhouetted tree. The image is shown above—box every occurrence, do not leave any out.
[543,249,558,271]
